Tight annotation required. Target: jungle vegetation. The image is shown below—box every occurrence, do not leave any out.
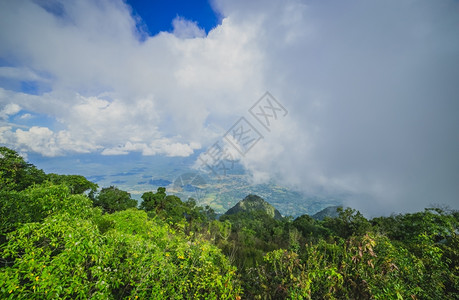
[1,146,457,299]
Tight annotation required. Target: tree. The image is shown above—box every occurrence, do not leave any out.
[0,183,93,246]
[0,208,242,299]
[322,207,371,239]
[372,208,457,243]
[0,147,46,191]
[93,186,137,213]
[293,214,330,242]
[139,187,167,213]
[46,173,98,194]
[140,188,211,226]
[0,147,97,194]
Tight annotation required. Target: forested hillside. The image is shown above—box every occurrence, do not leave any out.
[1,147,458,299]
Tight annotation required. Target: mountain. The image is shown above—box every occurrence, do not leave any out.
[312,205,342,220]
[224,194,283,219]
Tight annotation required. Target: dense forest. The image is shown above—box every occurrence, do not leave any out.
[1,146,457,299]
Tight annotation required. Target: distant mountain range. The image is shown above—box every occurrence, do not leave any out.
[36,152,343,217]
[223,195,343,221]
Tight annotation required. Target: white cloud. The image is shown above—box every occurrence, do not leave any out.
[1,126,99,157]
[0,0,263,155]
[0,66,45,81]
[172,16,206,39]
[19,113,32,120]
[0,103,21,120]
[212,0,459,215]
[101,139,200,157]
[0,126,13,144]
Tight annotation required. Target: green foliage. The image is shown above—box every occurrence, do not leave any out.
[252,232,456,299]
[140,187,185,222]
[0,147,46,191]
[92,186,137,214]
[0,189,241,299]
[97,209,241,299]
[140,188,215,234]
[372,208,457,243]
[0,213,104,298]
[46,173,98,194]
[1,147,243,298]
[292,214,330,242]
[0,147,457,299]
[219,210,289,269]
[322,207,372,239]
[139,187,167,213]
[0,184,93,245]
[216,202,457,299]
[256,249,310,299]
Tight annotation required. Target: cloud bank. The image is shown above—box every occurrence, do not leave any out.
[0,0,458,214]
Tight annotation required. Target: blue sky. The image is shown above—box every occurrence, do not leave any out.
[126,0,221,36]
[1,0,458,215]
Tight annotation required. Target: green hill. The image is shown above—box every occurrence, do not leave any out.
[224,194,283,219]
[312,205,342,220]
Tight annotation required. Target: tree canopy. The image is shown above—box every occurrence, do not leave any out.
[92,186,137,213]
[0,147,457,299]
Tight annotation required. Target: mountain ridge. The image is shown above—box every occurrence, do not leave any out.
[224,194,283,219]
[311,205,342,220]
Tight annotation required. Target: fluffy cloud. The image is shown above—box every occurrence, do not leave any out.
[0,0,262,156]
[214,0,459,215]
[0,103,21,120]
[0,0,458,214]
[0,125,98,157]
[172,16,206,38]
[101,140,200,157]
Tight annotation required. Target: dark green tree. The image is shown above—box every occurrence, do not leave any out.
[322,207,371,239]
[139,187,167,213]
[293,214,330,242]
[0,147,46,191]
[140,187,188,223]
[46,173,98,194]
[93,186,137,213]
[140,189,215,234]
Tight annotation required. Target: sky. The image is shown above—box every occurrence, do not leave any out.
[0,0,458,215]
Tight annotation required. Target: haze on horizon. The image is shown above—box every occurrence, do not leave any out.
[0,0,458,216]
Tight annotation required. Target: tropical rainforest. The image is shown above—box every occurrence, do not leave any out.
[0,146,457,299]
